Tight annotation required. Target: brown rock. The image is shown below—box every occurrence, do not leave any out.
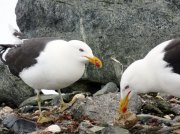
[114,111,138,129]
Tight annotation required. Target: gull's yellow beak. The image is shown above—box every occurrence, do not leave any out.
[119,91,131,113]
[85,56,102,68]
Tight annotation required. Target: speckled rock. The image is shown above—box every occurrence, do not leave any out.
[0,65,34,107]
[16,0,180,84]
[68,92,142,124]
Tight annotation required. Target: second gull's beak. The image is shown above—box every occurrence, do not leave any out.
[119,91,131,113]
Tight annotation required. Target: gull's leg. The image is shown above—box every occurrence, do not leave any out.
[36,90,42,117]
[58,89,64,105]
[58,89,78,112]
[35,89,52,124]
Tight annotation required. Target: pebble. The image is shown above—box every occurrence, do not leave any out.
[114,111,138,128]
[0,106,13,119]
[73,93,85,100]
[78,120,105,133]
[89,125,105,133]
[44,124,61,133]
[93,82,119,96]
[101,126,130,134]
[2,106,13,113]
[173,116,180,122]
[171,104,180,115]
[164,115,171,120]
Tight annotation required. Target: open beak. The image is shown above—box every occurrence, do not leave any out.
[85,56,102,68]
[119,91,131,113]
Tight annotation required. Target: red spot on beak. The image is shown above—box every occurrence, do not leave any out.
[122,107,127,113]
[119,90,131,113]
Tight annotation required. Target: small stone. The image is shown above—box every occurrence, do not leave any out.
[114,111,138,128]
[79,120,93,129]
[1,103,6,107]
[2,106,13,113]
[171,104,180,115]
[93,82,119,96]
[42,110,47,114]
[78,120,104,133]
[173,116,180,122]
[73,93,85,100]
[169,114,175,118]
[44,124,61,133]
[164,115,171,120]
[32,116,39,121]
[0,106,14,119]
[89,126,105,132]
[101,126,130,134]
[34,110,40,115]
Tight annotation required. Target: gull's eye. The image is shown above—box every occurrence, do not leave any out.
[125,85,129,90]
[79,48,84,52]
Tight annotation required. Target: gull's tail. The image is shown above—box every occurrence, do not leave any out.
[0,44,17,63]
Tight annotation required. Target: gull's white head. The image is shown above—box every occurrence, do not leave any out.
[68,40,102,68]
[119,59,151,113]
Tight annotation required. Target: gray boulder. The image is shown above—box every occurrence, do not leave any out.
[0,65,34,107]
[68,92,142,124]
[16,0,180,84]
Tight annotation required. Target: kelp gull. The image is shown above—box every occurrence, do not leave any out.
[119,38,180,113]
[0,37,102,122]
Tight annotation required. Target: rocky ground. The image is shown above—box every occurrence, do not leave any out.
[1,0,180,133]
[0,82,180,134]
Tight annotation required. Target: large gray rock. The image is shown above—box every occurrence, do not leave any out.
[0,65,34,107]
[68,93,142,124]
[16,0,180,84]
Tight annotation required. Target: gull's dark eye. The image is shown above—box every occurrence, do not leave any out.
[125,85,129,89]
[79,48,84,52]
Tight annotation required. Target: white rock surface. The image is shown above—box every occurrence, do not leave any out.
[44,124,61,133]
